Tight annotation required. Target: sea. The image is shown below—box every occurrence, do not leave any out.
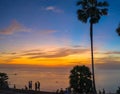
[0,65,120,93]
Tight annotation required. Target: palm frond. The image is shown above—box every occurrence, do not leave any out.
[103,1,109,6]
[77,1,83,6]
[77,0,109,24]
[101,8,108,15]
[77,9,88,23]
[97,2,103,6]
[116,24,120,36]
[88,0,97,6]
[97,1,109,7]
[77,0,88,7]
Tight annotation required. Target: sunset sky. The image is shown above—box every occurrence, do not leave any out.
[0,0,120,69]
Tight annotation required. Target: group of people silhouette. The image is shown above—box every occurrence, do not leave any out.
[24,81,40,91]
[35,81,40,91]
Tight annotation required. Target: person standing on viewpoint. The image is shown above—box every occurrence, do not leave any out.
[37,81,40,91]
[28,81,32,90]
[35,82,37,91]
[103,88,105,94]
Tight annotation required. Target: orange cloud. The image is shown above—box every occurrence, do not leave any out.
[1,46,120,68]
[22,47,90,59]
[0,46,90,66]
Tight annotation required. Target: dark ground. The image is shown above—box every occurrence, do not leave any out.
[0,89,116,94]
[0,89,55,94]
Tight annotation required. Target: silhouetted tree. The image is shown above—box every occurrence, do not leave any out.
[0,72,9,89]
[116,87,120,94]
[69,65,92,94]
[76,0,109,93]
[116,23,120,36]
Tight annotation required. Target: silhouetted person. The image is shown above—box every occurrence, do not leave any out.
[37,81,40,91]
[71,89,74,94]
[98,90,101,94]
[25,85,28,90]
[64,88,68,94]
[60,88,64,94]
[35,82,37,91]
[14,84,16,89]
[28,81,32,90]
[65,88,70,94]
[56,89,59,94]
[28,81,30,90]
[103,88,105,94]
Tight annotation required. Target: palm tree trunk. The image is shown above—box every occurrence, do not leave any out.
[90,22,97,94]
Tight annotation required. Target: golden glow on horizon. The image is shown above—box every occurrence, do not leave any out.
[5,56,89,66]
[0,53,91,66]
[0,47,120,67]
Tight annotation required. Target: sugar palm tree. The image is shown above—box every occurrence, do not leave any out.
[116,23,120,36]
[76,0,109,94]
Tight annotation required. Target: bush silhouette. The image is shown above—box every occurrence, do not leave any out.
[0,72,9,89]
[69,65,93,94]
[116,87,120,94]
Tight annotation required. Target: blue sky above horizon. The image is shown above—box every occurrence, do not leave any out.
[0,0,120,68]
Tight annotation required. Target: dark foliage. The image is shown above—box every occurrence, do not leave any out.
[77,0,109,24]
[116,87,120,94]
[69,65,93,94]
[0,72,9,89]
[116,24,120,36]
